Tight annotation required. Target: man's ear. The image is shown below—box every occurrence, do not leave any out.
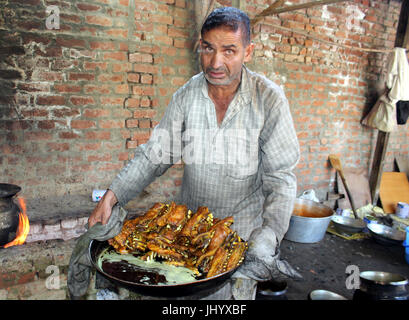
[243,42,255,63]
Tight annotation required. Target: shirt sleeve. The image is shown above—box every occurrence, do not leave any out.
[109,94,184,207]
[256,93,300,244]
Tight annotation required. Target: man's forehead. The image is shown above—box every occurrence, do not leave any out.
[201,27,245,47]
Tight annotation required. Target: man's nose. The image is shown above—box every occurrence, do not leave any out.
[210,52,224,69]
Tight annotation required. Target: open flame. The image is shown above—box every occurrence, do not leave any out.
[3,197,30,248]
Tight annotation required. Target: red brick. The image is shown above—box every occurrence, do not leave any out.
[115,84,129,94]
[139,119,151,128]
[98,74,125,82]
[104,52,127,61]
[70,96,95,106]
[38,120,59,129]
[126,119,139,128]
[84,61,108,71]
[125,98,140,108]
[90,41,116,50]
[54,84,82,93]
[56,37,86,48]
[71,120,96,129]
[86,15,113,26]
[100,97,125,106]
[140,74,153,84]
[133,63,158,74]
[52,107,80,118]
[132,85,154,96]
[133,109,156,118]
[85,131,111,140]
[83,108,110,118]
[46,142,70,152]
[105,29,128,38]
[77,3,101,11]
[150,13,173,25]
[99,120,124,129]
[36,95,65,105]
[88,153,112,162]
[26,132,52,141]
[168,27,189,38]
[84,85,111,94]
[77,142,101,151]
[127,73,140,83]
[140,97,151,107]
[18,82,50,92]
[126,140,139,149]
[129,52,153,63]
[59,131,81,139]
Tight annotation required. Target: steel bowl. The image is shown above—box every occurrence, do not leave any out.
[331,215,366,234]
[357,271,409,300]
[367,223,405,246]
[308,289,347,300]
[284,198,334,243]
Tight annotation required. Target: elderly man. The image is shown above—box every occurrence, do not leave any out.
[88,7,300,299]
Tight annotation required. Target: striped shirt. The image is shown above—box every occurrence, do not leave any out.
[110,66,300,246]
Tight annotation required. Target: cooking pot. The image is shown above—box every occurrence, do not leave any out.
[0,183,21,246]
[284,198,334,243]
[88,239,242,297]
[353,271,409,300]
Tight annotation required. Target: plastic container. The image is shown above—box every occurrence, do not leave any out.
[92,189,107,202]
[396,202,409,219]
[404,226,409,265]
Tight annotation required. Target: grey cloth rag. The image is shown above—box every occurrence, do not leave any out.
[234,226,302,282]
[67,204,127,299]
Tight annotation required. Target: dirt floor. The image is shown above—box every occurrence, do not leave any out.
[279,232,409,300]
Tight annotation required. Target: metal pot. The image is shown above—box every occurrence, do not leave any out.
[0,184,21,246]
[353,271,409,300]
[284,198,334,243]
[88,239,242,297]
[331,215,366,235]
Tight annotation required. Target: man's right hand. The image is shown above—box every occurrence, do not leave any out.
[88,189,118,228]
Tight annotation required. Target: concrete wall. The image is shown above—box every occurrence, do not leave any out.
[1,0,408,203]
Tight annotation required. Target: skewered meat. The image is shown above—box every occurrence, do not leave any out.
[107,202,247,278]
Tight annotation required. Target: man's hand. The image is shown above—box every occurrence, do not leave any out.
[88,189,118,228]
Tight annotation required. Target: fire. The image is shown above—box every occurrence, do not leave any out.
[3,198,30,248]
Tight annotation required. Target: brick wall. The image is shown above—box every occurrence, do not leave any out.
[244,0,408,199]
[0,0,407,205]
[0,0,194,202]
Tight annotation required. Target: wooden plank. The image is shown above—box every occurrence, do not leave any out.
[369,131,390,205]
[379,172,409,214]
[337,168,372,210]
[395,155,409,179]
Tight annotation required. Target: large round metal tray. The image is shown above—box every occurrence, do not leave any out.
[88,239,242,297]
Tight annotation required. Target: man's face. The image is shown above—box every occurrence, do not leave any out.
[200,26,254,87]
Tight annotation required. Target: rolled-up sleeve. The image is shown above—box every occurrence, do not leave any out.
[109,95,184,207]
[257,94,300,243]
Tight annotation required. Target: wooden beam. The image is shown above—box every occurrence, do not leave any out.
[251,0,350,27]
[369,0,409,205]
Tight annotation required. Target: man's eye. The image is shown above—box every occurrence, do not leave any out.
[201,46,213,53]
[225,49,234,55]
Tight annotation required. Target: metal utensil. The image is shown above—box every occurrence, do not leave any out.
[308,289,348,300]
[88,239,242,297]
[284,198,334,243]
[331,215,366,234]
[367,223,406,246]
[355,271,409,300]
[328,155,358,219]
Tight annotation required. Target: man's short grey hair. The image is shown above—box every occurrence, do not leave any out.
[201,7,251,45]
